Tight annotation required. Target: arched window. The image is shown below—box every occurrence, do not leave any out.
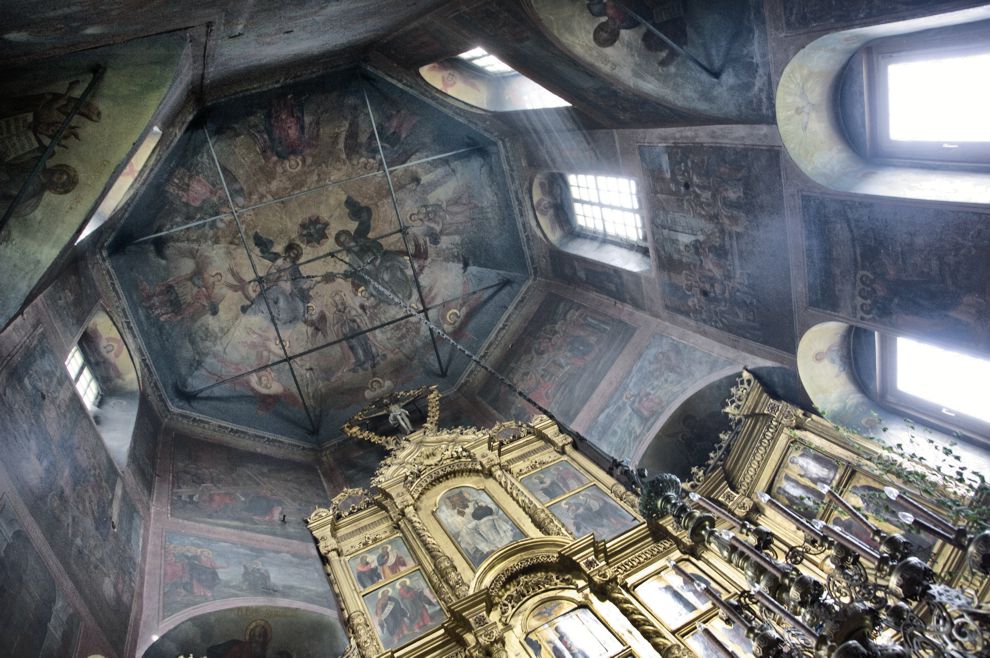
[67,309,141,468]
[776,7,990,204]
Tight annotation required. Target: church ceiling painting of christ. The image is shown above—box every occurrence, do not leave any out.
[109,70,529,444]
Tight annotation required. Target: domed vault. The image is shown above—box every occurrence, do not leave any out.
[108,69,530,445]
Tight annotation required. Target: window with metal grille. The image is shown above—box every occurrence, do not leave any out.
[566,174,644,244]
[456,47,516,74]
[65,345,101,410]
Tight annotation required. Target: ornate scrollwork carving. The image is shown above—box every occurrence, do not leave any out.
[723,370,755,420]
[611,541,675,579]
[402,505,470,600]
[307,507,333,524]
[488,553,565,597]
[408,460,484,500]
[511,452,561,477]
[497,571,576,618]
[716,488,754,517]
[342,385,440,448]
[736,415,780,493]
[595,580,694,656]
[346,610,380,658]
[485,462,570,537]
[329,487,374,519]
[609,482,640,510]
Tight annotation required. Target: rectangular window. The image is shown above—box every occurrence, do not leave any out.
[457,47,515,74]
[566,174,645,244]
[867,25,990,165]
[878,334,990,446]
[65,346,101,410]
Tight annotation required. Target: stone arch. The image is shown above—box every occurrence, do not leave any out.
[636,365,810,479]
[141,603,345,658]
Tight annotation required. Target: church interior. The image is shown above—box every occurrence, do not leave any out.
[1,1,989,657]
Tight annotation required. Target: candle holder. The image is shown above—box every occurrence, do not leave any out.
[645,472,990,658]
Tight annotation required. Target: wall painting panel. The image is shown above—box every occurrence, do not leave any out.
[641,144,794,353]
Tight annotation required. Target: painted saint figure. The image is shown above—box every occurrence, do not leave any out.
[377,544,409,578]
[375,587,409,646]
[329,290,383,371]
[354,554,382,588]
[436,488,524,566]
[206,618,272,658]
[335,195,414,302]
[397,578,438,632]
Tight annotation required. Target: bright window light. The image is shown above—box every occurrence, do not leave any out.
[457,47,515,74]
[65,345,101,409]
[887,52,990,143]
[566,174,644,243]
[896,336,990,423]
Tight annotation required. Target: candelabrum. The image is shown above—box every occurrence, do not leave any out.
[641,474,990,658]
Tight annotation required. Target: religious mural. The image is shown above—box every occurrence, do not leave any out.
[549,250,646,310]
[480,293,636,425]
[587,333,735,459]
[0,34,184,329]
[127,393,160,500]
[549,485,637,540]
[524,603,623,658]
[641,144,794,352]
[161,531,332,618]
[435,486,525,567]
[520,461,589,503]
[109,70,528,442]
[361,569,445,650]
[39,257,100,345]
[170,434,328,541]
[419,60,490,110]
[780,0,952,33]
[802,194,990,351]
[79,310,139,395]
[0,331,141,651]
[527,0,773,123]
[142,605,348,658]
[0,496,81,658]
[347,536,416,591]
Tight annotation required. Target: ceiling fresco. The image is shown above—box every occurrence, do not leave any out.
[109,70,529,444]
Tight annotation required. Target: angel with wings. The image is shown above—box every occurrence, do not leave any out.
[138,247,225,323]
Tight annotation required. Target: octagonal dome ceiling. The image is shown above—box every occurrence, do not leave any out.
[109,70,529,445]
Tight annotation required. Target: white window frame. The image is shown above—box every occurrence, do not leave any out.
[65,345,101,410]
[566,174,646,246]
[877,334,990,448]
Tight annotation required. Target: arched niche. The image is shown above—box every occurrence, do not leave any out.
[777,5,990,204]
[636,366,812,479]
[141,604,347,658]
[796,321,989,471]
[78,308,140,468]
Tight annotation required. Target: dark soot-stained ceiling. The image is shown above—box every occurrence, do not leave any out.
[109,70,529,445]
